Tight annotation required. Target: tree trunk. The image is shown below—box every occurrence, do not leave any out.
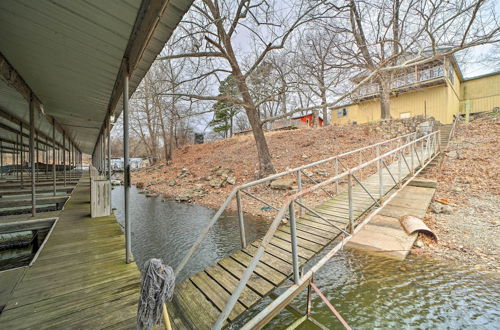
[167,118,174,161]
[321,87,328,126]
[312,109,319,128]
[378,76,392,120]
[230,71,275,177]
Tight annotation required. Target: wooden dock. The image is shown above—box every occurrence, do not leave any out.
[0,174,141,329]
[167,147,434,329]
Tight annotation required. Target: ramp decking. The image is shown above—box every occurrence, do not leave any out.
[168,145,435,329]
[0,174,141,329]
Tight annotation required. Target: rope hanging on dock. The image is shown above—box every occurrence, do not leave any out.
[137,258,175,330]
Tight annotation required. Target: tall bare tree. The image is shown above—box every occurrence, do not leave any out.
[158,0,329,177]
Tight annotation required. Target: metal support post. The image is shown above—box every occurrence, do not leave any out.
[236,190,246,248]
[410,142,414,174]
[0,141,3,178]
[15,136,19,180]
[335,158,339,194]
[289,201,300,284]
[20,123,24,188]
[398,149,402,187]
[377,145,383,199]
[348,172,353,233]
[107,118,111,180]
[297,170,303,216]
[29,96,36,216]
[52,118,56,196]
[123,70,132,264]
[63,132,66,187]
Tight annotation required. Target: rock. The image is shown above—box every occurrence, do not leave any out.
[177,167,190,178]
[111,179,122,186]
[191,184,207,197]
[270,178,295,190]
[209,178,226,189]
[301,154,309,159]
[136,182,144,189]
[441,205,453,214]
[175,193,191,202]
[430,202,443,214]
[415,240,424,248]
[167,179,177,187]
[146,192,159,198]
[452,186,463,193]
[226,175,236,185]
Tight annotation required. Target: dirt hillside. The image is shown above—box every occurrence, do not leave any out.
[132,124,386,216]
[418,112,499,270]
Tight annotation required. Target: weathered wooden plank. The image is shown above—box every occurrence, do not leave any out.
[205,264,261,308]
[190,271,245,321]
[231,251,287,286]
[218,257,274,296]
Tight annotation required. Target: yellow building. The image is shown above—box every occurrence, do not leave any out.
[332,56,500,125]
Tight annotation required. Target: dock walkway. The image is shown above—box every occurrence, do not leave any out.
[0,174,140,329]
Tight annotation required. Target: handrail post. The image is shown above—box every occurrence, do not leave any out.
[289,201,300,284]
[236,190,247,248]
[297,170,303,216]
[420,138,424,166]
[398,149,402,187]
[410,142,414,174]
[334,158,339,194]
[348,172,353,233]
[377,145,383,199]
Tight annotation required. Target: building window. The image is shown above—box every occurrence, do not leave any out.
[448,65,454,84]
[337,108,348,117]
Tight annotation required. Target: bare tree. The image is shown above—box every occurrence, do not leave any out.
[158,0,329,177]
[321,0,500,119]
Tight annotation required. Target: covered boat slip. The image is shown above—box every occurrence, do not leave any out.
[0,0,193,328]
[0,174,142,329]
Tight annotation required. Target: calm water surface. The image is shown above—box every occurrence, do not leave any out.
[112,186,500,329]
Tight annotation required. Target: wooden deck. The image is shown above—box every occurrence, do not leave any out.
[0,174,141,329]
[167,148,434,329]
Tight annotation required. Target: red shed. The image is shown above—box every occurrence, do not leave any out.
[291,113,323,127]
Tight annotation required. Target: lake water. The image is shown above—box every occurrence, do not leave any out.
[112,185,500,329]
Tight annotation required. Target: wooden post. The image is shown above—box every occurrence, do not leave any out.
[0,141,3,179]
[29,96,36,216]
[52,118,56,196]
[20,122,24,188]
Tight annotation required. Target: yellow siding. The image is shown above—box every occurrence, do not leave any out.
[332,85,451,125]
[331,69,500,127]
[460,73,500,114]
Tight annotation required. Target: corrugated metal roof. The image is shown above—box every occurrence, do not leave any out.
[0,0,192,154]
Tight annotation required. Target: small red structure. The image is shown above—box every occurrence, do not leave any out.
[292,113,323,127]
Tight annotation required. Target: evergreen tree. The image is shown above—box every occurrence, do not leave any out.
[209,76,240,138]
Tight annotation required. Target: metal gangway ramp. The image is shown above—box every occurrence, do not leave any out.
[168,130,440,329]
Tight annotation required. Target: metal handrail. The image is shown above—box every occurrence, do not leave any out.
[173,132,418,277]
[214,130,439,329]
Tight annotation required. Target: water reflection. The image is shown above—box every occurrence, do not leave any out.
[112,185,269,281]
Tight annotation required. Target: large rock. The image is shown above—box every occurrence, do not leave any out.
[177,167,190,178]
[430,202,443,214]
[167,179,177,187]
[175,193,191,202]
[209,177,226,189]
[271,178,295,190]
[226,175,236,185]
